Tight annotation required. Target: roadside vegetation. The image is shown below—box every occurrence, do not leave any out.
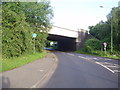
[2,51,46,72]
[1,1,53,72]
[76,39,120,59]
[76,7,120,59]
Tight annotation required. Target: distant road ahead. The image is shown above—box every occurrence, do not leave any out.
[41,51,119,88]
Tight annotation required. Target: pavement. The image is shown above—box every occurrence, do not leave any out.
[1,51,58,88]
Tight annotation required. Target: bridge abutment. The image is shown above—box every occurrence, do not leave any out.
[76,29,89,50]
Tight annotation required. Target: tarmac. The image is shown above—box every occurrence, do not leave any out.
[0,51,58,88]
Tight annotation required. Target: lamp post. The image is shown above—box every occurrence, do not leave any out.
[100,6,113,53]
[111,13,113,53]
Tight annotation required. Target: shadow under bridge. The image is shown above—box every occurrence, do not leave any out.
[47,34,77,51]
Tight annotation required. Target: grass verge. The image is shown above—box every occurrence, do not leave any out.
[2,51,46,72]
[76,49,120,59]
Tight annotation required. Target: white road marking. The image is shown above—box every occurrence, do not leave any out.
[95,62,115,73]
[107,65,118,68]
[78,56,87,59]
[78,55,117,74]
[67,53,74,56]
[104,62,113,64]
[31,80,41,88]
[39,70,44,72]
[113,70,120,73]
[30,58,58,88]
[99,62,119,67]
[93,58,98,60]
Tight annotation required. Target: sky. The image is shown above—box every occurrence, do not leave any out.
[50,0,119,31]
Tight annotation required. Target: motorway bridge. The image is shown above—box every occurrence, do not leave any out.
[47,25,89,51]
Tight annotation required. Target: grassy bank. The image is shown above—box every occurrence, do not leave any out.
[2,51,46,72]
[76,49,120,59]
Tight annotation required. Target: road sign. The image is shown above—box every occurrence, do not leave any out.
[33,33,37,53]
[103,42,107,47]
[103,42,107,54]
[33,33,37,38]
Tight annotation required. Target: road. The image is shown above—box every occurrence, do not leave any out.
[41,51,119,88]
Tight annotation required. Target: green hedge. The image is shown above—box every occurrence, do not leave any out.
[2,2,53,58]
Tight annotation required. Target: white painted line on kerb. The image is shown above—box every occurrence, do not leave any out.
[95,62,115,73]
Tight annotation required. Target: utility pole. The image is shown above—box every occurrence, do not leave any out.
[100,6,113,53]
[111,13,113,52]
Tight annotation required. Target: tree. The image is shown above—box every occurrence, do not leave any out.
[23,1,53,52]
[2,1,53,58]
[89,7,120,50]
[2,2,33,57]
[111,8,120,48]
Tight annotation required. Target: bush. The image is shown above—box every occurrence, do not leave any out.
[2,5,33,58]
[2,2,53,58]
[85,38,101,52]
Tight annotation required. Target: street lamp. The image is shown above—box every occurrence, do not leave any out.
[100,6,113,53]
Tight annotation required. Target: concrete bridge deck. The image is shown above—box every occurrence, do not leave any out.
[48,25,78,38]
[47,25,89,51]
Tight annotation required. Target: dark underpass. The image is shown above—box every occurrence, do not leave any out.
[47,34,77,51]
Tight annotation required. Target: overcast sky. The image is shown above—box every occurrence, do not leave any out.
[50,0,119,30]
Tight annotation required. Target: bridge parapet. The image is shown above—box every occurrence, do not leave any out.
[48,25,78,38]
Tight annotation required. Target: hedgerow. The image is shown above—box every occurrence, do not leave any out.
[2,1,53,58]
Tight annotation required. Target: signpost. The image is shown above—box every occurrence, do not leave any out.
[103,42,107,54]
[33,33,37,53]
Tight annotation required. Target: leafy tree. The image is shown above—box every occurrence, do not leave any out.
[2,1,53,58]
[2,2,33,58]
[109,8,120,48]
[89,7,120,51]
[23,1,53,52]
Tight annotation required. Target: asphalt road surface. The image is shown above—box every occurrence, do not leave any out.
[41,51,119,88]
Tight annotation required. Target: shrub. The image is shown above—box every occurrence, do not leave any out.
[85,38,101,52]
[2,4,33,58]
[2,2,53,58]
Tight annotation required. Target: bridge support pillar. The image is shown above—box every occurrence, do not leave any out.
[75,29,89,50]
